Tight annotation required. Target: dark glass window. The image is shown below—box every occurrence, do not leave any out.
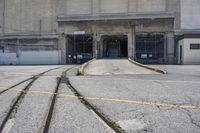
[136,34,164,64]
[190,44,200,49]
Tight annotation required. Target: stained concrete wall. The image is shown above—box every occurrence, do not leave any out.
[59,18,174,59]
[181,0,200,29]
[0,0,181,64]
[137,0,166,12]
[100,0,166,14]
[0,0,4,35]
[0,51,61,65]
[66,0,92,15]
[166,0,181,30]
[4,0,54,33]
[100,0,128,13]
[0,0,182,35]
[20,51,61,65]
[60,19,174,35]
[2,39,58,48]
[0,39,60,64]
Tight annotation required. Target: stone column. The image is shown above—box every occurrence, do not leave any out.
[99,38,104,58]
[58,36,66,64]
[166,32,175,64]
[93,33,98,58]
[164,35,168,64]
[127,29,135,59]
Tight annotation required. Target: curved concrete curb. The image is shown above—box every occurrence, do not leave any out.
[128,58,168,74]
[78,58,96,75]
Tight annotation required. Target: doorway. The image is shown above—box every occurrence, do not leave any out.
[102,35,128,58]
[180,45,182,64]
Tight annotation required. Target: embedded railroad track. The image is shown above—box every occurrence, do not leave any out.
[0,67,62,95]
[65,72,124,133]
[0,66,64,132]
[0,66,124,133]
[43,67,74,133]
[43,66,124,133]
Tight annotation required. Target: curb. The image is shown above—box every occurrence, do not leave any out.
[78,58,96,75]
[128,58,168,74]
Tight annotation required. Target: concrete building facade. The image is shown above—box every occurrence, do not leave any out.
[176,0,200,65]
[0,0,199,64]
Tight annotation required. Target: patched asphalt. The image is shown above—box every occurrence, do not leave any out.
[0,64,200,133]
[0,65,111,133]
[69,63,200,133]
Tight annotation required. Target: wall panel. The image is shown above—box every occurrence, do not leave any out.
[138,0,166,12]
[128,0,138,13]
[0,0,4,34]
[181,0,200,29]
[4,0,53,33]
[100,0,128,14]
[66,0,92,15]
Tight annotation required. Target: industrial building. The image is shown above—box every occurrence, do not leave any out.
[0,0,200,65]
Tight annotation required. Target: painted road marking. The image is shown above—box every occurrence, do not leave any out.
[0,88,199,109]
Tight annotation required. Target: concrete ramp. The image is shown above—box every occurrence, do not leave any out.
[84,59,158,75]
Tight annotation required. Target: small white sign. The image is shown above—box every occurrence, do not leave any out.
[141,54,147,59]
[77,54,83,59]
[149,54,153,58]
[74,31,85,35]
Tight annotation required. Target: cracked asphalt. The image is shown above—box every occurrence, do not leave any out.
[0,61,200,133]
[69,60,200,133]
[0,65,109,133]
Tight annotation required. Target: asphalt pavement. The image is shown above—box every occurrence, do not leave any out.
[0,61,200,133]
[0,65,112,133]
[69,60,200,133]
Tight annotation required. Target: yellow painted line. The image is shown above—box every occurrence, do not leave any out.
[71,96,200,109]
[13,89,57,96]
[59,94,200,109]
[1,87,199,109]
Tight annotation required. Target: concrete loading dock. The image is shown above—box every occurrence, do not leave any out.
[83,59,158,75]
[59,18,175,64]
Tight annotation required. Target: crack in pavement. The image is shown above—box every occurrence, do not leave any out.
[182,109,200,129]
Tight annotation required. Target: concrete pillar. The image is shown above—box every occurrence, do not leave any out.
[100,38,103,58]
[163,34,168,64]
[93,33,98,58]
[166,32,175,64]
[58,36,66,64]
[127,31,135,58]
